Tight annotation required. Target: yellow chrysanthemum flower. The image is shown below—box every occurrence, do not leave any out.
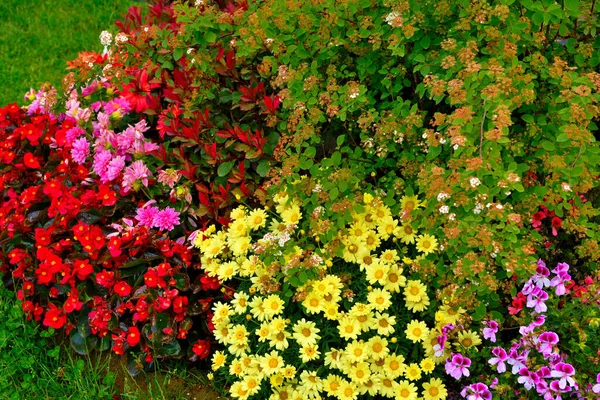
[345,340,369,363]
[255,322,271,343]
[422,377,448,400]
[230,206,247,221]
[338,315,361,340]
[228,218,249,238]
[247,208,268,230]
[400,195,422,211]
[373,312,396,336]
[292,318,321,346]
[231,292,249,314]
[324,348,344,370]
[420,357,436,374]
[367,288,392,311]
[302,291,324,314]
[263,294,285,317]
[365,261,389,286]
[229,359,244,377]
[404,280,427,302]
[436,304,466,325]
[261,350,284,375]
[405,320,430,343]
[396,380,419,400]
[268,329,291,351]
[404,363,422,381]
[347,361,371,384]
[280,205,302,225]
[456,330,482,350]
[396,224,418,244]
[211,350,227,371]
[415,234,438,255]
[367,336,389,360]
[337,380,360,400]
[384,265,406,293]
[323,374,344,397]
[299,343,321,363]
[383,353,406,378]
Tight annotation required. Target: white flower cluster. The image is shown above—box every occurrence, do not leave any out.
[99,30,112,46]
[473,203,484,214]
[469,177,481,188]
[115,32,128,44]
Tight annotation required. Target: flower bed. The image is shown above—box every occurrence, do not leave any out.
[1,0,600,398]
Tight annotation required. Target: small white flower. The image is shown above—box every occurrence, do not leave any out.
[265,38,274,45]
[453,144,459,150]
[439,137,447,144]
[449,213,456,221]
[440,244,445,251]
[88,62,94,68]
[187,48,194,54]
[562,183,572,192]
[99,31,112,46]
[469,177,481,188]
[473,203,484,214]
[490,252,497,258]
[115,32,128,44]
[312,184,322,193]
[439,205,449,214]
[195,0,204,5]
[385,11,401,26]
[496,204,503,210]
[422,132,428,139]
[437,192,449,201]
[505,191,511,196]
[144,27,149,32]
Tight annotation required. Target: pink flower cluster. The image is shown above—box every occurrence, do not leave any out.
[135,201,180,231]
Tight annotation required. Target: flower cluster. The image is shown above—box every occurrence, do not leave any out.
[194,194,482,400]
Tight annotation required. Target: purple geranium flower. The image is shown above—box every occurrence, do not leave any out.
[461,382,492,400]
[483,320,498,342]
[550,362,576,390]
[489,347,508,373]
[445,353,471,380]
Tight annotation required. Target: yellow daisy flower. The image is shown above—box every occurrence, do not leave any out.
[404,363,422,381]
[396,224,418,244]
[420,357,436,374]
[456,330,482,350]
[396,380,419,400]
[292,318,321,346]
[261,350,284,375]
[415,234,438,255]
[405,320,430,343]
[400,195,422,211]
[422,377,448,400]
[367,288,392,311]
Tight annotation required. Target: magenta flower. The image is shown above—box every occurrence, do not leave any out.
[592,373,600,394]
[460,382,492,400]
[550,262,571,296]
[507,349,529,374]
[518,368,540,391]
[489,347,508,373]
[104,97,131,115]
[65,126,85,145]
[71,137,90,165]
[526,287,548,314]
[152,207,180,231]
[136,206,159,227]
[122,160,152,192]
[106,156,126,181]
[532,259,551,288]
[537,332,559,356]
[482,320,498,342]
[445,353,471,380]
[550,362,576,390]
[92,148,112,182]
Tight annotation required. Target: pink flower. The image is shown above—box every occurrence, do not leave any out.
[488,347,507,373]
[445,353,471,380]
[550,362,576,390]
[65,126,85,145]
[461,382,492,400]
[71,137,90,164]
[122,160,151,192]
[106,156,126,181]
[153,207,180,231]
[482,320,498,342]
[136,206,159,227]
[92,148,112,182]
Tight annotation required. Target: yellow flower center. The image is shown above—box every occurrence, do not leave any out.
[401,388,410,397]
[429,387,439,396]
[372,343,382,352]
[302,328,311,337]
[462,338,473,347]
[269,359,279,368]
[389,273,398,282]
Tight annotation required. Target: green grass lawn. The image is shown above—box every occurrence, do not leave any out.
[0,0,138,106]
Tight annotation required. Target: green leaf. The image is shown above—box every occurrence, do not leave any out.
[331,151,342,166]
[541,141,556,151]
[70,332,92,355]
[205,31,218,43]
[256,159,270,177]
[336,135,345,146]
[217,161,235,177]
[173,48,184,61]
[154,340,181,357]
[564,0,578,11]
[305,146,317,158]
